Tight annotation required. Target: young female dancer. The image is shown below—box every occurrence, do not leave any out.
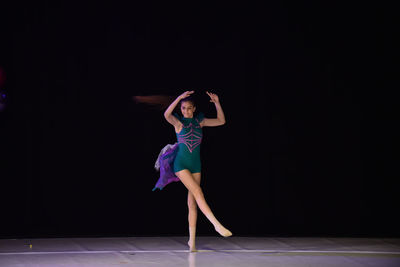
[153,90,232,252]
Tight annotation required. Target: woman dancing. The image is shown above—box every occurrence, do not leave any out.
[153,90,232,252]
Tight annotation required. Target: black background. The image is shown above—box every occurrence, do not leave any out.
[0,2,398,238]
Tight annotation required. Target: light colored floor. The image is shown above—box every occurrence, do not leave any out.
[1,236,400,267]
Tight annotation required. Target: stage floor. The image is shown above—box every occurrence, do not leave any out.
[1,236,400,267]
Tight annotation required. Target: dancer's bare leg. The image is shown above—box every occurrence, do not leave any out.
[187,172,201,252]
[176,169,232,238]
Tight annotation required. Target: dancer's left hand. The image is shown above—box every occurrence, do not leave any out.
[206,91,220,103]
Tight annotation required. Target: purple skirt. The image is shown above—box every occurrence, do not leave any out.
[152,143,180,191]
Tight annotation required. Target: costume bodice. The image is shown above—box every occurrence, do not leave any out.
[174,113,204,154]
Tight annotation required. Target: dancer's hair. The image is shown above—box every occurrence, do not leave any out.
[179,96,196,107]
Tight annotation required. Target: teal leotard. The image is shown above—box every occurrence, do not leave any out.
[173,112,204,174]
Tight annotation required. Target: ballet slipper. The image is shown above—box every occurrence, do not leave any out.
[188,240,197,252]
[215,225,232,237]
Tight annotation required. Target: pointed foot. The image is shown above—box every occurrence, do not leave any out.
[215,225,233,237]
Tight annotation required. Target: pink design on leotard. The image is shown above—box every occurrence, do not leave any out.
[178,122,202,153]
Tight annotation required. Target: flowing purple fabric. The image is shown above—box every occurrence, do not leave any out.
[152,143,180,191]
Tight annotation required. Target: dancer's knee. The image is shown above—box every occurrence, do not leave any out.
[191,186,204,199]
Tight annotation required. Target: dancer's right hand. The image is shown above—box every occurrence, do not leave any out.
[179,90,194,99]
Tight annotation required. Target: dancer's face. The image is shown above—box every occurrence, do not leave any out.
[181,101,196,118]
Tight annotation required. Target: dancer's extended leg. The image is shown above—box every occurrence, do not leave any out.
[176,169,232,238]
[187,173,201,252]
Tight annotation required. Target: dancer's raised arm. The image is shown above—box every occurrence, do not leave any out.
[201,91,226,127]
[164,90,194,126]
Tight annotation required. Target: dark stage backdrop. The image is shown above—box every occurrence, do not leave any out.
[0,2,398,238]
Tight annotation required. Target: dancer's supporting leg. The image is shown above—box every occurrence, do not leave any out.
[176,169,232,238]
[187,173,201,252]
